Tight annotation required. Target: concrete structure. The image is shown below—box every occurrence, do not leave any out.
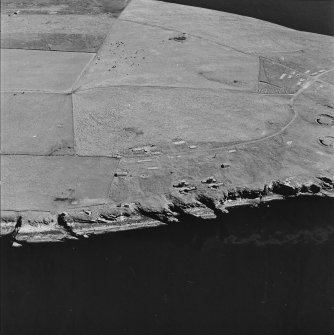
[1,0,333,243]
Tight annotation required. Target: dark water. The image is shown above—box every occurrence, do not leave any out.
[162,0,334,36]
[2,197,334,335]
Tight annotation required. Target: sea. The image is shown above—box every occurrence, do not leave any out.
[2,1,334,334]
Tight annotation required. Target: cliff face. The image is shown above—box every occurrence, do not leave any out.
[1,0,334,244]
[3,200,333,334]
[2,177,334,244]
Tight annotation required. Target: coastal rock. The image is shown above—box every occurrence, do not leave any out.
[1,0,333,243]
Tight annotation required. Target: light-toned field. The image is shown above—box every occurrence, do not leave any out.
[1,0,333,242]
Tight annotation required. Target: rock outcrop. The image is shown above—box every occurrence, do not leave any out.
[1,0,333,244]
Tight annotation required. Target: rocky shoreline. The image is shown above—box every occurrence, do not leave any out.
[1,0,334,246]
[2,176,333,245]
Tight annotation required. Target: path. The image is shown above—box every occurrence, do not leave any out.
[1,0,333,243]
